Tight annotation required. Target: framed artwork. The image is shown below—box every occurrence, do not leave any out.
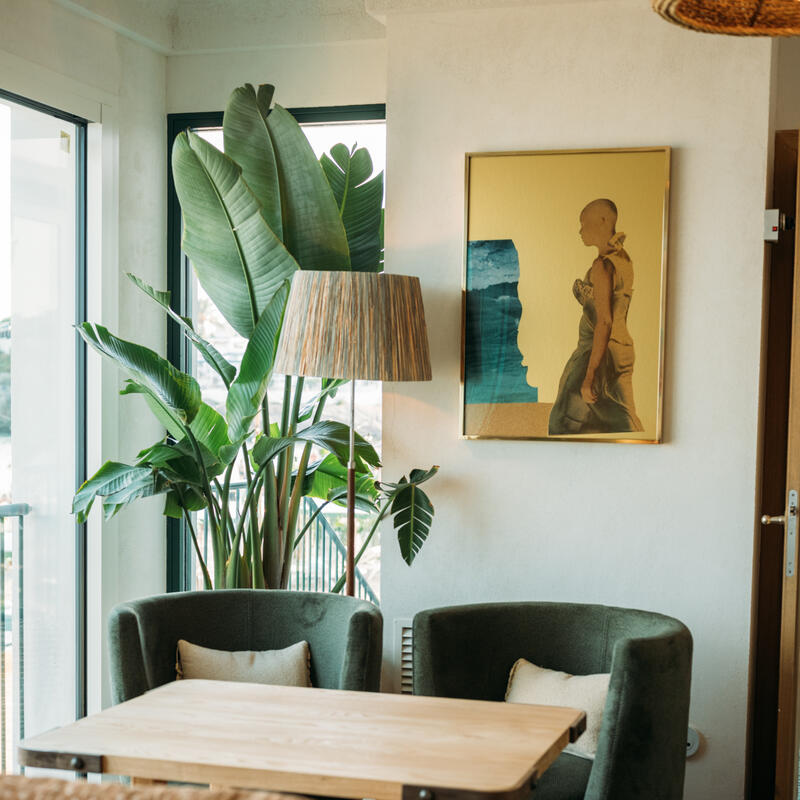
[461,147,670,443]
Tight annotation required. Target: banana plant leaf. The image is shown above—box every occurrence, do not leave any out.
[164,487,207,519]
[252,420,380,471]
[128,273,236,388]
[138,438,224,482]
[377,466,439,566]
[188,402,231,459]
[321,144,383,272]
[265,104,351,271]
[303,453,378,502]
[78,323,201,426]
[73,461,159,524]
[103,470,168,521]
[223,84,282,240]
[297,378,347,423]
[172,130,299,338]
[226,285,287,442]
[120,381,184,440]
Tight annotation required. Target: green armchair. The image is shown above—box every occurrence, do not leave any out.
[109,589,382,704]
[413,602,692,800]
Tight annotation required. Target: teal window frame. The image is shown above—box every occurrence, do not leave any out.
[0,88,88,725]
[165,103,386,592]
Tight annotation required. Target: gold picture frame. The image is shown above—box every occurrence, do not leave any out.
[460,147,670,443]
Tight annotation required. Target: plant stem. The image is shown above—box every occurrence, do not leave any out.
[181,506,212,590]
[280,387,329,587]
[241,443,261,570]
[225,462,268,587]
[181,424,225,586]
[331,495,391,594]
[292,498,332,549]
[279,377,304,532]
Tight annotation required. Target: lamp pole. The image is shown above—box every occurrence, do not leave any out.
[346,379,356,596]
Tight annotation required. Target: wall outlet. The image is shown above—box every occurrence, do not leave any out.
[686,726,700,758]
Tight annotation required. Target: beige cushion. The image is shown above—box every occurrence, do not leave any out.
[505,658,610,760]
[176,639,311,687]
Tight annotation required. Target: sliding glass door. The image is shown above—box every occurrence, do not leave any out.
[0,90,85,771]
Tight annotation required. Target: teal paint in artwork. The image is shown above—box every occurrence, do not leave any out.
[464,240,538,405]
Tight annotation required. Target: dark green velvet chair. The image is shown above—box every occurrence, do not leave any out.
[109,589,382,704]
[413,602,692,800]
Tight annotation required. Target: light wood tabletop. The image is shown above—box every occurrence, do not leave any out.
[18,680,586,800]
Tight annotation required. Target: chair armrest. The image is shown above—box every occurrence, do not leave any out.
[339,607,383,692]
[108,605,151,704]
[585,626,692,800]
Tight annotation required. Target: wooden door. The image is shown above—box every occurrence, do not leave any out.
[751,130,800,800]
[775,128,800,799]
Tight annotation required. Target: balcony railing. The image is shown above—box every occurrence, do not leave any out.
[199,489,378,604]
[0,503,28,774]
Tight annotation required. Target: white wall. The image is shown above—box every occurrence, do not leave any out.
[379,3,773,799]
[167,39,387,114]
[0,0,167,710]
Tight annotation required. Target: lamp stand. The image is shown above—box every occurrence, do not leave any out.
[346,379,356,597]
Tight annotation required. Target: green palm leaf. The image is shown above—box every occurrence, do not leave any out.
[127,273,236,388]
[223,84,282,240]
[321,144,383,272]
[164,487,206,519]
[79,323,201,426]
[189,402,231,458]
[377,466,439,566]
[226,285,287,442]
[121,380,184,439]
[252,420,380,471]
[391,483,434,566]
[172,130,299,338]
[303,453,378,502]
[266,104,350,271]
[73,461,155,523]
[102,470,167,521]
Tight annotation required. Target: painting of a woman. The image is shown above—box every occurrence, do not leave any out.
[548,198,643,435]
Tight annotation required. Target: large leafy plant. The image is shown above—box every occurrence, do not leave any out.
[73,83,437,591]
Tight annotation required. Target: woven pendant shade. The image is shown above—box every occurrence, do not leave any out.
[654,0,800,35]
[274,271,432,382]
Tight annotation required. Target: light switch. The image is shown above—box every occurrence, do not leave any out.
[765,209,780,242]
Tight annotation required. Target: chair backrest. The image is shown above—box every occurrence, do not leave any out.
[413,602,692,800]
[109,589,382,703]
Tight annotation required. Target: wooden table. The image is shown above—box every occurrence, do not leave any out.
[18,680,586,800]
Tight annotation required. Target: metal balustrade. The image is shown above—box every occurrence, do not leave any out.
[0,503,28,774]
[200,488,378,604]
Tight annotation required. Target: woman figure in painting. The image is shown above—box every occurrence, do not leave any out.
[548,198,643,435]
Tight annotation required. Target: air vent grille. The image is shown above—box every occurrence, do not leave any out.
[395,618,413,695]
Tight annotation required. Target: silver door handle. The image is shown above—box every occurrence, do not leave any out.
[763,514,787,526]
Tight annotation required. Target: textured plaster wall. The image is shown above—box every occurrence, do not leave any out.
[379,3,773,799]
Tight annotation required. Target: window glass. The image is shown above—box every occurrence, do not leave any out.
[0,93,83,771]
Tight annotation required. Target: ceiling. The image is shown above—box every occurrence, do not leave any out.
[55,0,630,54]
[55,0,387,54]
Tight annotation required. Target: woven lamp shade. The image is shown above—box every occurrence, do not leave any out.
[274,271,432,382]
[653,0,800,35]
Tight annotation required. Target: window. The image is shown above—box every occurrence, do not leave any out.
[167,105,385,601]
[0,89,86,771]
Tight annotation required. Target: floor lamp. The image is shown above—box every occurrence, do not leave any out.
[273,270,432,596]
